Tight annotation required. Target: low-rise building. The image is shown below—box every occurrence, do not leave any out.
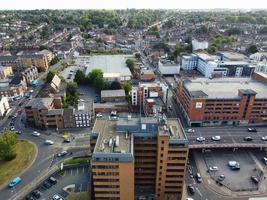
[158,59,180,75]
[21,66,38,85]
[0,66,13,80]
[140,67,157,81]
[101,89,126,102]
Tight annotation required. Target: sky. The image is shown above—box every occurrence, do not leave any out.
[0,0,267,10]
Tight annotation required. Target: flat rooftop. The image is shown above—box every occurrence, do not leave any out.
[195,52,217,61]
[93,119,131,154]
[218,61,250,66]
[101,89,125,98]
[219,51,248,61]
[158,119,186,140]
[184,78,267,99]
[25,98,53,109]
[79,55,132,78]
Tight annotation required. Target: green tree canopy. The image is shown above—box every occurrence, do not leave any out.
[46,71,56,83]
[126,59,135,73]
[122,82,132,96]
[247,44,258,54]
[0,130,18,161]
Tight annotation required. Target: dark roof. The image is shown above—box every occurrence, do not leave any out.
[0,55,18,62]
[10,74,23,85]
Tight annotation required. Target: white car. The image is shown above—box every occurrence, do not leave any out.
[196,137,205,142]
[32,131,41,136]
[96,113,103,118]
[211,136,221,141]
[187,128,195,133]
[44,140,54,145]
[53,194,64,200]
[208,166,219,172]
[261,136,267,141]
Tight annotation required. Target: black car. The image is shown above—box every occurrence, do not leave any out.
[248,128,257,132]
[15,131,22,135]
[48,176,57,185]
[43,181,52,189]
[25,195,34,200]
[231,165,240,170]
[63,138,71,143]
[187,184,195,195]
[32,190,41,199]
[251,176,259,184]
[244,136,253,141]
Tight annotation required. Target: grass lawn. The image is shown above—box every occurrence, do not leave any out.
[0,140,36,188]
[67,192,89,200]
[64,157,90,166]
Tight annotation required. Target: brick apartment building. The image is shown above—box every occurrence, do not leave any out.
[25,98,91,129]
[131,82,168,115]
[175,77,267,126]
[90,116,189,200]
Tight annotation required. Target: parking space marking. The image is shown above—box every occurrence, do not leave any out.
[195,187,202,197]
[70,169,73,175]
[207,179,211,184]
[83,166,85,173]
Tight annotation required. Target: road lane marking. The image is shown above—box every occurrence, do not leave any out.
[207,179,211,184]
[71,169,73,175]
[77,167,79,174]
[195,187,202,197]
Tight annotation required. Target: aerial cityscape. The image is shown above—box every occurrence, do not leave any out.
[0,1,267,200]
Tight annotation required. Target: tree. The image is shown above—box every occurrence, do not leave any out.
[126,59,135,73]
[88,69,103,83]
[110,81,122,90]
[226,27,244,36]
[122,82,132,96]
[247,45,258,54]
[74,70,87,84]
[0,130,18,161]
[88,69,105,91]
[46,71,56,83]
[135,53,141,59]
[63,82,80,108]
[39,45,48,51]
[50,56,60,66]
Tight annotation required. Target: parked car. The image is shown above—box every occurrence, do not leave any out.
[187,184,195,195]
[208,166,219,172]
[218,174,225,182]
[244,136,253,141]
[96,113,103,118]
[196,137,205,142]
[261,136,267,141]
[43,181,52,189]
[262,157,267,165]
[187,128,195,133]
[15,131,22,135]
[32,131,40,136]
[44,140,54,145]
[211,136,221,141]
[248,128,257,132]
[9,177,22,188]
[196,173,202,183]
[63,138,71,143]
[25,195,34,200]
[57,151,68,157]
[110,110,117,116]
[48,176,57,185]
[53,194,64,200]
[251,176,259,184]
[32,190,41,199]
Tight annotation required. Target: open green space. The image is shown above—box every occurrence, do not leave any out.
[0,140,36,188]
[67,192,89,200]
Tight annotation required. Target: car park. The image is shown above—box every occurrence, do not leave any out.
[248,128,257,132]
[261,136,267,141]
[211,136,221,141]
[244,136,253,141]
[187,128,195,133]
[251,176,259,184]
[196,137,205,142]
[32,131,41,136]
[187,184,195,195]
[44,140,54,145]
[196,173,202,183]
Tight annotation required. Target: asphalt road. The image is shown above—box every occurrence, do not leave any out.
[187,126,267,147]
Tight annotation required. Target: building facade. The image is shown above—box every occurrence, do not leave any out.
[175,78,267,126]
[0,97,10,117]
[90,117,189,200]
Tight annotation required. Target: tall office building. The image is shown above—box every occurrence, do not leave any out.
[90,116,189,200]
